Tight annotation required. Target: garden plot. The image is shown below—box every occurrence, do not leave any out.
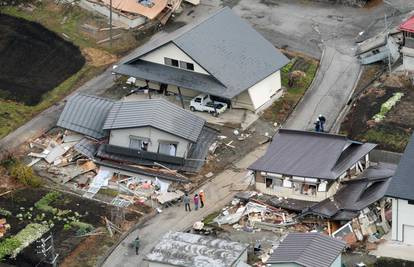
[0,188,141,266]
[341,74,414,152]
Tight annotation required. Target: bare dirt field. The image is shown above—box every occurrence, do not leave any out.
[0,14,85,105]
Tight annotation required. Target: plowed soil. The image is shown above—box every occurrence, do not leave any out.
[0,14,85,105]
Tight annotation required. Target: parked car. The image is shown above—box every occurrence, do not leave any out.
[190,94,228,116]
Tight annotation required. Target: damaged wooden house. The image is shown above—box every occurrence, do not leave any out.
[57,93,217,183]
[79,0,181,28]
[112,7,290,113]
[248,129,377,202]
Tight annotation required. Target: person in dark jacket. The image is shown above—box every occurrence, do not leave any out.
[183,193,191,212]
[318,114,326,132]
[132,236,140,255]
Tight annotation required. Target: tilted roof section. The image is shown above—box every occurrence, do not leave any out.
[386,133,414,201]
[57,94,114,139]
[103,99,205,142]
[249,129,376,180]
[303,163,396,220]
[145,231,248,267]
[117,7,289,99]
[267,233,346,267]
[400,16,414,33]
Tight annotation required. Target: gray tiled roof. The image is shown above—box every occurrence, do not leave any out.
[114,60,229,97]
[57,94,114,139]
[103,99,205,142]
[249,129,376,180]
[267,233,346,267]
[387,133,414,201]
[115,7,289,99]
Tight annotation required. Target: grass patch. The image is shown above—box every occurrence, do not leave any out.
[202,210,221,225]
[262,56,318,123]
[359,125,411,152]
[34,191,61,214]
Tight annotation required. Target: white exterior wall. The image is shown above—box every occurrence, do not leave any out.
[140,42,209,75]
[391,198,414,244]
[232,90,255,110]
[331,254,342,267]
[247,70,282,110]
[403,54,414,72]
[109,126,190,158]
[79,0,146,29]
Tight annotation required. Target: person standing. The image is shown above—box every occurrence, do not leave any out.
[194,194,199,211]
[183,193,191,212]
[314,119,321,132]
[318,114,326,132]
[132,236,140,255]
[199,190,205,208]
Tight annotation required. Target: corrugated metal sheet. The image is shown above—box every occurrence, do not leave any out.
[116,7,289,99]
[103,98,205,142]
[145,231,249,267]
[57,94,114,139]
[249,129,376,180]
[267,233,346,267]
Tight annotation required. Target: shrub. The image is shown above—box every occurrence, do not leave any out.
[34,191,61,214]
[0,208,11,217]
[8,161,42,187]
[70,221,94,236]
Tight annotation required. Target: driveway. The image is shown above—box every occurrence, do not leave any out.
[101,144,268,267]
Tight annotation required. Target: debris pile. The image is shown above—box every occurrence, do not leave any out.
[0,218,10,238]
[26,130,186,209]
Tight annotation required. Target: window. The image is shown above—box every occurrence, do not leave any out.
[158,141,178,156]
[129,136,149,151]
[409,200,414,205]
[265,178,273,188]
[195,98,201,103]
[164,57,179,67]
[179,61,194,71]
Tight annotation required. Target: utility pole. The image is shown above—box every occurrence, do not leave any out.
[109,0,113,48]
[36,234,58,267]
[385,13,392,74]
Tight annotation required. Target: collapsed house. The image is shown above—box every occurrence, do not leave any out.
[386,133,414,245]
[267,232,346,267]
[145,231,250,267]
[112,7,290,113]
[248,129,376,202]
[57,94,217,181]
[356,32,400,65]
[400,16,414,72]
[79,0,181,28]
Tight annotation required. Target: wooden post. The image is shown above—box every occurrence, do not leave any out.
[177,87,185,109]
[146,80,151,99]
[109,0,112,48]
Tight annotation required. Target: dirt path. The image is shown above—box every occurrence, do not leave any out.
[101,144,268,267]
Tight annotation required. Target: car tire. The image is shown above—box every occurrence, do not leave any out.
[190,106,195,112]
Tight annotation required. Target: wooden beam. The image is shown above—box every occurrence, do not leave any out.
[177,87,185,109]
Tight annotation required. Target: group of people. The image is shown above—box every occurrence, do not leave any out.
[314,114,326,132]
[183,190,205,212]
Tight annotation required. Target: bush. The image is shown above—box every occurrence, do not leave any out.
[70,221,94,235]
[34,191,61,214]
[8,161,42,187]
[0,208,11,217]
